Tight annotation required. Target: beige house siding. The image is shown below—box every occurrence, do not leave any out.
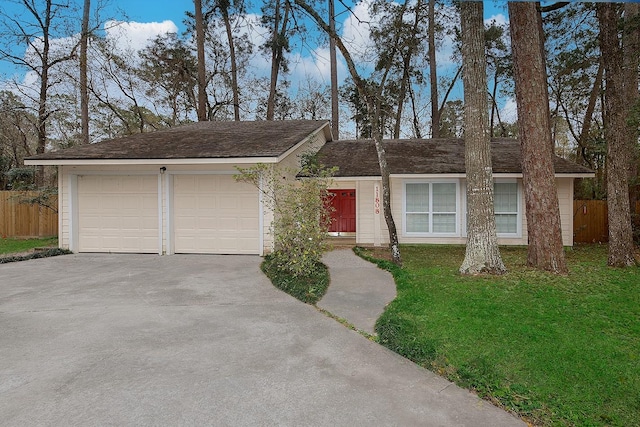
[347,176,577,247]
[277,128,328,172]
[557,178,574,246]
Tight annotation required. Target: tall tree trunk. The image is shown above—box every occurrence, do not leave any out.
[408,83,422,138]
[459,1,505,275]
[221,4,240,121]
[576,62,603,165]
[80,0,90,145]
[35,0,53,186]
[489,73,498,137]
[195,0,208,121]
[266,0,289,121]
[393,61,409,139]
[508,1,568,274]
[392,0,422,140]
[427,0,442,138]
[329,0,339,138]
[428,0,439,138]
[597,3,636,266]
[293,0,402,265]
[623,3,640,243]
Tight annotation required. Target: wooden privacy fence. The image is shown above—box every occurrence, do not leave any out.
[573,200,640,243]
[0,191,58,238]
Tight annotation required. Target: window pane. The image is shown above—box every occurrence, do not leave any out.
[494,183,518,213]
[496,214,517,233]
[432,183,456,212]
[433,214,456,232]
[406,183,429,212]
[407,213,429,233]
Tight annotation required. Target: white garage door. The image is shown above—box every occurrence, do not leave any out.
[173,175,259,254]
[77,175,159,253]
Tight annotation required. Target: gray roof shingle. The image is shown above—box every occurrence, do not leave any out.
[315,138,594,176]
[26,120,331,161]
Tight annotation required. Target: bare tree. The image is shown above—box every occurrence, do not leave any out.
[508,1,568,273]
[0,0,80,184]
[459,1,505,275]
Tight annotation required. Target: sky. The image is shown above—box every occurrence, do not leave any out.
[0,0,516,127]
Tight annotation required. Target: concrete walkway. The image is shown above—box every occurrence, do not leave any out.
[319,248,396,335]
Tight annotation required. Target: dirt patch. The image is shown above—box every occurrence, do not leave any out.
[0,247,70,263]
[357,246,394,262]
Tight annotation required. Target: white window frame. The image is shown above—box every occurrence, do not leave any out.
[493,179,522,237]
[403,180,461,237]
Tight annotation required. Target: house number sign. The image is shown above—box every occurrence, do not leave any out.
[374,184,380,214]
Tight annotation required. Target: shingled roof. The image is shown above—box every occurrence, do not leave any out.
[316,138,594,176]
[26,120,331,161]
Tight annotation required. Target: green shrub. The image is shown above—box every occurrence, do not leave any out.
[236,155,336,278]
[261,254,329,304]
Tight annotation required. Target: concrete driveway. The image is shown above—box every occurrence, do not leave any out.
[0,254,523,426]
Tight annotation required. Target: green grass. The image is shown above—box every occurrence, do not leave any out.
[0,237,58,255]
[357,245,640,426]
[261,254,330,304]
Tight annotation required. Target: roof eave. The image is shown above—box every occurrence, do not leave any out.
[23,157,281,166]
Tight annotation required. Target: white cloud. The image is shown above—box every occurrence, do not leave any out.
[500,97,518,123]
[485,13,508,27]
[340,0,374,63]
[289,46,349,86]
[104,20,179,53]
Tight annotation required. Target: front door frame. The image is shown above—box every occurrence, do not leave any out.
[327,188,356,236]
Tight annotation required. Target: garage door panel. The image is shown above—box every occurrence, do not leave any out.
[174,175,259,254]
[78,175,159,253]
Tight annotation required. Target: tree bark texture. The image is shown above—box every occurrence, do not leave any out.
[623,3,640,243]
[576,62,603,165]
[80,0,90,145]
[597,3,637,266]
[195,0,208,121]
[428,0,439,138]
[459,1,505,275]
[266,0,289,121]
[508,2,568,274]
[329,0,339,138]
[221,5,240,121]
[34,0,54,186]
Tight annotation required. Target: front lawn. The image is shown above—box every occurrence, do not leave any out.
[359,245,639,426]
[0,237,58,255]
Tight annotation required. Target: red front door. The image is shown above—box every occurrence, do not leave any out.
[328,189,356,233]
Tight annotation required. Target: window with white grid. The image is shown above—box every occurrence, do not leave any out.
[494,182,519,235]
[405,182,458,235]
